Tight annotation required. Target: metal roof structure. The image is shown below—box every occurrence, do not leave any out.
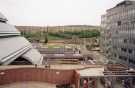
[0,13,7,22]
[0,12,43,65]
[0,23,20,36]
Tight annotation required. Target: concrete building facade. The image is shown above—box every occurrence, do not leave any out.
[101,0,135,68]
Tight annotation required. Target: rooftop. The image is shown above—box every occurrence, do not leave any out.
[77,67,104,77]
[116,0,135,7]
[107,0,135,12]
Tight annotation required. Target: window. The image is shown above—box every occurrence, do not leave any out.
[128,49,133,54]
[106,51,108,54]
[121,48,127,52]
[123,39,128,43]
[129,59,135,64]
[133,39,135,44]
[114,53,117,57]
[115,30,119,34]
[117,21,121,26]
[119,56,127,61]
[113,46,117,49]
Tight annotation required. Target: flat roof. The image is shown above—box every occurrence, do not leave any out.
[77,67,104,77]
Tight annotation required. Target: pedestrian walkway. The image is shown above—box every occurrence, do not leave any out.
[0,82,56,88]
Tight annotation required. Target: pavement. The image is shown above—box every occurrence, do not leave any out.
[80,46,108,64]
[89,51,108,64]
[0,64,100,70]
[0,82,56,88]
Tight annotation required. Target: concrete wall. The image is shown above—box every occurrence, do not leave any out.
[0,68,75,85]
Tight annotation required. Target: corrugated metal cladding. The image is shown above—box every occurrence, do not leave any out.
[0,12,43,65]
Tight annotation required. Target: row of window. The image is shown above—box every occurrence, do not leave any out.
[119,56,127,61]
[129,59,135,65]
[108,8,135,21]
[113,38,135,45]
[121,48,133,54]
[119,56,135,64]
[118,30,135,34]
[123,39,135,45]
[108,20,135,29]
[113,45,133,52]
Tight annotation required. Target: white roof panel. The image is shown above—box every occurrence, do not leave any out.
[22,49,43,65]
[0,37,31,62]
[0,13,7,22]
[0,23,20,34]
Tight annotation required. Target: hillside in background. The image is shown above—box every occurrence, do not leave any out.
[46,25,100,32]
[16,25,100,42]
[16,25,100,32]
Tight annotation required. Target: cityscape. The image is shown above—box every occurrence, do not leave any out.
[0,0,135,88]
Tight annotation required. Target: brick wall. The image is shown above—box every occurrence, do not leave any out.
[0,68,75,85]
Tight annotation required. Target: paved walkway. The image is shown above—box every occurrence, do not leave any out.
[80,45,108,64]
[90,51,108,64]
[0,82,56,88]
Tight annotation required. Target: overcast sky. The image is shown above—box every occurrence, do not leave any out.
[0,0,123,26]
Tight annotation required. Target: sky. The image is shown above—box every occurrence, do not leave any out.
[0,0,123,26]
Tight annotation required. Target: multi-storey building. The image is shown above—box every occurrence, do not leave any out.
[101,0,135,67]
